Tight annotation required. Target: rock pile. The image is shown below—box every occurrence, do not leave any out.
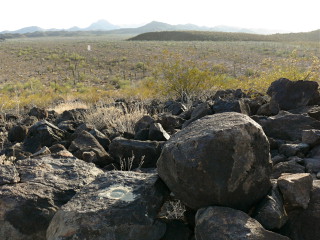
[0,78,319,239]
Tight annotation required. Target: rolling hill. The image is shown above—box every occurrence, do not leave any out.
[129,29,320,42]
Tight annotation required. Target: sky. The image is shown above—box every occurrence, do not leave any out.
[1,0,320,32]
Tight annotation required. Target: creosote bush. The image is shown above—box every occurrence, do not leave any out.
[0,37,319,110]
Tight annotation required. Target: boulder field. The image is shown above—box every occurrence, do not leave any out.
[0,78,320,239]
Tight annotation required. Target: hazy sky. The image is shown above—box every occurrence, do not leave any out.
[1,0,320,32]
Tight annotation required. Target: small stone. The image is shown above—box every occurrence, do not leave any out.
[278,173,313,210]
[302,129,320,146]
[149,123,170,141]
[32,146,51,157]
[0,165,20,185]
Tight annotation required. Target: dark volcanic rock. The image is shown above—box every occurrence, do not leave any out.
[134,115,155,134]
[304,158,320,174]
[0,165,20,185]
[109,137,163,169]
[160,219,192,240]
[134,128,150,141]
[149,123,170,141]
[68,130,113,167]
[57,120,77,133]
[253,180,288,230]
[212,98,250,115]
[307,105,320,120]
[164,101,187,115]
[157,114,184,134]
[8,125,28,142]
[23,120,66,153]
[46,171,169,240]
[57,108,88,123]
[278,173,313,210]
[279,143,309,157]
[213,89,247,99]
[2,143,32,160]
[302,129,320,146]
[182,102,213,128]
[158,112,272,210]
[89,128,111,150]
[281,180,320,240]
[0,156,103,240]
[271,159,305,179]
[28,107,48,120]
[256,97,280,116]
[195,206,290,240]
[252,111,320,141]
[247,96,268,115]
[267,78,319,110]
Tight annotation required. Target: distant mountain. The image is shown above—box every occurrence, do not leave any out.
[107,21,283,35]
[12,26,44,34]
[84,19,120,31]
[68,26,82,32]
[0,20,312,36]
[0,20,120,34]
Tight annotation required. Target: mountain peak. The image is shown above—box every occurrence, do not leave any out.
[85,19,120,31]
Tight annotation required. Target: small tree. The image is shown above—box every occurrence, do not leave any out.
[154,52,212,99]
[68,53,85,85]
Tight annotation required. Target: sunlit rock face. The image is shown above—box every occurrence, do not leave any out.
[46,171,169,240]
[0,156,103,240]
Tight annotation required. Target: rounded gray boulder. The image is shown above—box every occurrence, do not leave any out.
[157,112,272,210]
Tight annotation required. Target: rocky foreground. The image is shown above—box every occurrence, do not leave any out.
[0,77,320,240]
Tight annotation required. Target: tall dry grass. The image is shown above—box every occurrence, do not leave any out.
[84,102,147,134]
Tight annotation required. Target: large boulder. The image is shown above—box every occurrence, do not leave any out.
[157,112,272,210]
[195,206,290,240]
[0,156,103,240]
[46,171,169,240]
[267,78,319,110]
[252,111,320,141]
[23,120,66,153]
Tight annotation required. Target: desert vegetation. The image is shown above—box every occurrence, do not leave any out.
[0,33,319,110]
[1,30,320,240]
